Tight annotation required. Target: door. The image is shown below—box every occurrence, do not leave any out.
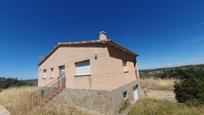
[59,66,65,78]
[133,85,139,102]
[59,65,65,87]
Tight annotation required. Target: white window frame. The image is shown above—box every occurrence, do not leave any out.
[122,60,128,72]
[43,69,47,79]
[75,60,91,76]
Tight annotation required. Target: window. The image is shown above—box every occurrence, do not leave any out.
[123,91,128,98]
[43,69,47,79]
[122,60,128,72]
[75,60,91,76]
[50,68,54,79]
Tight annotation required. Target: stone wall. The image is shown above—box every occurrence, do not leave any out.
[110,80,141,114]
[50,80,139,115]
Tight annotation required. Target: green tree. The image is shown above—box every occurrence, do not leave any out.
[174,76,204,105]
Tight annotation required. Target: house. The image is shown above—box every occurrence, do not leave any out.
[37,31,140,114]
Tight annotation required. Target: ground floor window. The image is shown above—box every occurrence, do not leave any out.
[50,68,54,79]
[75,60,91,76]
[43,69,47,79]
[123,91,128,98]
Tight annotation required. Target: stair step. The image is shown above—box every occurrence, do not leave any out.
[40,88,64,106]
[32,87,65,107]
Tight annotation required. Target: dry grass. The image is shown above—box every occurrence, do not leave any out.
[0,86,89,115]
[128,99,204,115]
[0,86,36,115]
[140,77,179,91]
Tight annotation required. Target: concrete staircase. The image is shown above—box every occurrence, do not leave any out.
[30,77,65,107]
[40,87,65,106]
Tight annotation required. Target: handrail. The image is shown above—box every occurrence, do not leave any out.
[39,77,65,98]
[30,77,60,96]
[30,77,65,107]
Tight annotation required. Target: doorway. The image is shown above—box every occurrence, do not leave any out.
[59,65,65,87]
[133,85,139,102]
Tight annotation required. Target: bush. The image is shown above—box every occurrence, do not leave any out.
[174,77,204,105]
[118,99,130,113]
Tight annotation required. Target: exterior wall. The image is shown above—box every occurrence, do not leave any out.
[107,46,138,89]
[38,45,138,90]
[38,43,140,114]
[50,81,139,115]
[38,46,111,90]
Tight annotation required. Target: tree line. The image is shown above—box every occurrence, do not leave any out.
[139,64,204,79]
[0,77,37,91]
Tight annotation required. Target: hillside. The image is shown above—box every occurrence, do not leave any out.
[139,64,204,79]
[0,77,37,91]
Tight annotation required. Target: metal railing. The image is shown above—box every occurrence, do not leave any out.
[31,77,66,107]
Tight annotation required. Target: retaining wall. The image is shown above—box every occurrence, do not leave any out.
[50,80,139,115]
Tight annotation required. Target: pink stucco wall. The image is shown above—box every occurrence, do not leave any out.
[38,45,138,90]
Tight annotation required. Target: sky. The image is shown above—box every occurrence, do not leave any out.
[0,0,204,79]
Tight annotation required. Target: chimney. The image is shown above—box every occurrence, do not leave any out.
[99,31,108,41]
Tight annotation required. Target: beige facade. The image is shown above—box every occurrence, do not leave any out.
[38,32,139,91]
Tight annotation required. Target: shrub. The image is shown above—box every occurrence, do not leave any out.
[118,99,130,113]
[174,77,204,105]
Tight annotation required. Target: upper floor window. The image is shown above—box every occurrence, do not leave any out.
[75,60,91,76]
[43,69,47,79]
[122,60,128,72]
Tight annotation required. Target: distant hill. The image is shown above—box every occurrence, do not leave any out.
[21,79,37,86]
[139,64,204,79]
[0,77,37,91]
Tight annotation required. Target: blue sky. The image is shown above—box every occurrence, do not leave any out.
[0,0,204,79]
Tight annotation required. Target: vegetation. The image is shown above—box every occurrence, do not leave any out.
[136,64,204,114]
[1,86,203,115]
[141,77,177,91]
[174,76,204,105]
[0,87,89,115]
[140,64,204,79]
[0,64,203,114]
[118,99,130,113]
[128,99,204,115]
[0,77,37,91]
